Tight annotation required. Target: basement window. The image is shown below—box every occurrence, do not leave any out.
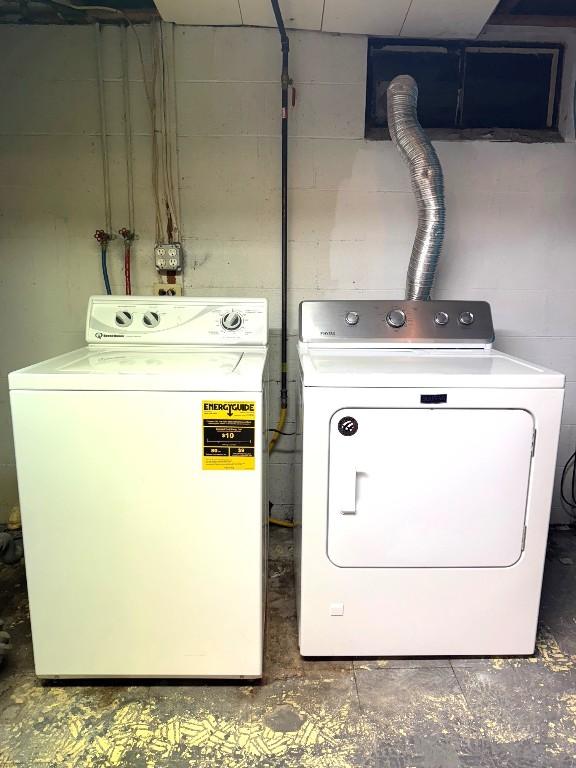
[366,39,563,141]
[510,0,576,13]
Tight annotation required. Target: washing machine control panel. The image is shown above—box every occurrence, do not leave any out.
[300,300,494,346]
[86,297,268,345]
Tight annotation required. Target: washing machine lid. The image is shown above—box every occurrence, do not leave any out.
[8,346,267,392]
[300,348,564,389]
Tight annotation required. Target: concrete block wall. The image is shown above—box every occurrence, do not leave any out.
[1,23,576,522]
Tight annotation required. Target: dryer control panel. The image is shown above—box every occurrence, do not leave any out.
[86,296,268,345]
[300,300,494,347]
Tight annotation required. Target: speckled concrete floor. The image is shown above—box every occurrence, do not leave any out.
[1,527,576,767]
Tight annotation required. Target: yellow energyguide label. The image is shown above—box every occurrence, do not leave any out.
[202,400,256,470]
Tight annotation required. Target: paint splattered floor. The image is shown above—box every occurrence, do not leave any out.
[1,528,576,767]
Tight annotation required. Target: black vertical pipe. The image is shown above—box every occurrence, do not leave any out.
[271,0,289,414]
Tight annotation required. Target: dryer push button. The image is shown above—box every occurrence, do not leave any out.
[345,311,359,326]
[386,309,406,328]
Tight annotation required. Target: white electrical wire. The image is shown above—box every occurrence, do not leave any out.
[151,23,163,241]
[52,0,154,110]
[60,0,180,247]
[159,22,179,239]
[157,23,174,239]
[151,20,180,243]
[53,1,123,12]
[168,22,182,240]
[95,23,112,235]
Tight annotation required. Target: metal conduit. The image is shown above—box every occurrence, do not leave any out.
[269,0,289,454]
[387,75,445,301]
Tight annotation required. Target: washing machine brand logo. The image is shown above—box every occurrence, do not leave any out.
[321,330,336,336]
[94,332,124,339]
[203,402,255,417]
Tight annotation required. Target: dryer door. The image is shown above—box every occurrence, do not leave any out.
[327,408,534,568]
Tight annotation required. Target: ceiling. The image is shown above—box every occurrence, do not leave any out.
[153,0,502,39]
[2,0,575,30]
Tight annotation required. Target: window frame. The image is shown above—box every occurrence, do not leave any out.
[365,38,564,142]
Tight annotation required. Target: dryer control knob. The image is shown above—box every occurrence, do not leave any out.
[115,310,133,327]
[459,311,474,326]
[434,311,449,326]
[221,311,243,331]
[386,309,406,328]
[143,311,160,328]
[345,311,359,326]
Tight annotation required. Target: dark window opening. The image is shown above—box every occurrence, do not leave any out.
[510,0,576,15]
[370,48,461,129]
[366,39,563,141]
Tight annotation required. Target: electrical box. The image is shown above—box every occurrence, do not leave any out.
[155,243,183,273]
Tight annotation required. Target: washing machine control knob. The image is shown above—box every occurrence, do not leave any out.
[345,311,359,326]
[221,311,243,331]
[434,311,449,326]
[459,311,474,326]
[115,310,133,327]
[386,309,406,328]
[143,311,160,328]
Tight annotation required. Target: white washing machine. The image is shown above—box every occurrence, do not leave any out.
[296,299,564,657]
[9,296,268,679]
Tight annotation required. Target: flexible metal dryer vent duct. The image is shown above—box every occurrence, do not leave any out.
[387,75,445,301]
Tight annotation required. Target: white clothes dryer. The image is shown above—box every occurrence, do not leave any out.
[295,299,564,657]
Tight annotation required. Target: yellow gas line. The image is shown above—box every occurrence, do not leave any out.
[268,406,287,453]
[268,407,295,527]
[269,517,295,528]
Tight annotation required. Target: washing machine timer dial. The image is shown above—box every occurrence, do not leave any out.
[221,311,243,331]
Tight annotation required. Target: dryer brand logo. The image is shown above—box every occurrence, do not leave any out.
[203,402,255,418]
[94,332,124,339]
[321,330,336,336]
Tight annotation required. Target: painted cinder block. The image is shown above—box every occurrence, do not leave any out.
[175,27,278,83]
[1,24,576,521]
[289,31,367,85]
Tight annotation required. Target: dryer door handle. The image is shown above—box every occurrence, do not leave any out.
[341,468,359,515]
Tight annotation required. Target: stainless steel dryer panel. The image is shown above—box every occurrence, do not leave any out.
[299,300,495,345]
